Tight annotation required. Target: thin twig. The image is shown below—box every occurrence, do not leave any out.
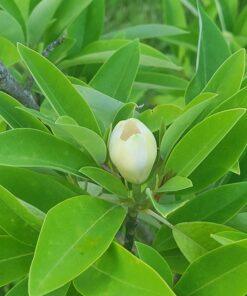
[0,61,39,109]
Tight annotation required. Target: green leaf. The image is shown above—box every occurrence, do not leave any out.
[17,44,100,134]
[165,109,245,177]
[139,104,183,132]
[227,212,247,233]
[215,0,238,31]
[74,242,175,296]
[90,40,139,102]
[0,185,43,246]
[0,166,80,212]
[80,167,128,199]
[76,86,123,132]
[0,129,95,176]
[48,0,93,40]
[0,36,19,66]
[174,239,247,296]
[162,0,186,27]
[153,225,177,253]
[188,114,247,191]
[158,176,193,193]
[173,221,233,262]
[185,1,230,103]
[60,39,181,71]
[103,24,187,40]
[0,92,48,131]
[0,236,33,286]
[0,11,24,43]
[51,123,107,164]
[168,182,247,224]
[29,196,126,296]
[6,278,70,296]
[135,71,188,91]
[203,49,246,110]
[212,231,247,245]
[160,98,213,160]
[0,0,27,38]
[28,0,63,45]
[135,242,173,287]
[212,86,247,114]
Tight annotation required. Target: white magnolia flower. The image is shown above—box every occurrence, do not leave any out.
[109,118,157,184]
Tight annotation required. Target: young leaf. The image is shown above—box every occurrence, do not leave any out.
[0,36,19,66]
[168,182,247,224]
[0,92,48,132]
[29,196,126,296]
[0,166,80,212]
[0,129,95,176]
[135,242,173,287]
[158,176,193,193]
[174,239,247,296]
[185,1,230,102]
[80,167,128,199]
[0,185,43,246]
[17,44,100,134]
[0,236,33,286]
[74,243,175,296]
[165,109,245,177]
[90,40,140,102]
[173,222,233,262]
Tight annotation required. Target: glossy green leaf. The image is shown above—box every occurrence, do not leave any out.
[160,99,213,160]
[153,225,177,253]
[189,114,247,191]
[74,242,175,296]
[80,167,128,199]
[60,39,181,71]
[135,71,188,91]
[27,0,63,44]
[0,92,48,131]
[212,86,247,114]
[18,44,100,134]
[29,196,126,296]
[0,166,80,212]
[203,49,246,110]
[175,239,247,296]
[185,2,230,103]
[0,11,24,43]
[173,222,233,262]
[0,236,33,286]
[168,182,247,224]
[90,40,139,102]
[0,0,27,38]
[0,185,43,246]
[6,278,70,296]
[76,86,123,131]
[0,36,19,66]
[51,123,107,164]
[165,109,245,177]
[136,242,173,287]
[212,231,247,245]
[227,212,247,233]
[158,176,193,193]
[215,0,238,31]
[0,129,95,176]
[162,0,186,27]
[103,24,187,40]
[139,104,183,132]
[48,0,93,40]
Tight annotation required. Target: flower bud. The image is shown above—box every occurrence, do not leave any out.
[109,118,157,184]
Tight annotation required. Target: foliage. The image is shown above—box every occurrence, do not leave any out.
[0,0,246,295]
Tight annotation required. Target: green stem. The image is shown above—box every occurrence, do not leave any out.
[145,209,174,229]
[124,207,138,252]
